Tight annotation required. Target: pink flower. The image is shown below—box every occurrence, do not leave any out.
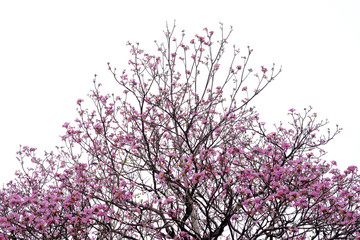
[261,66,267,73]
[164,197,174,204]
[77,98,84,105]
[94,123,103,134]
[281,141,291,149]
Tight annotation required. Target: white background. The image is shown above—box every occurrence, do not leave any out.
[0,0,359,184]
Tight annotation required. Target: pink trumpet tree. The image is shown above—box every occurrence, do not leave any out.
[1,23,360,239]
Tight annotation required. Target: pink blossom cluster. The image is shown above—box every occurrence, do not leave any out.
[0,24,359,239]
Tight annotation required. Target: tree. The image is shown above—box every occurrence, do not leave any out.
[0,23,359,240]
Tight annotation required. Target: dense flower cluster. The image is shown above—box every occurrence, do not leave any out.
[0,23,359,239]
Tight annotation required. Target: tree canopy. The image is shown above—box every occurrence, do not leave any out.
[0,23,359,239]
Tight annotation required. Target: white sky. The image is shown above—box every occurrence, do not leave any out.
[0,0,359,184]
